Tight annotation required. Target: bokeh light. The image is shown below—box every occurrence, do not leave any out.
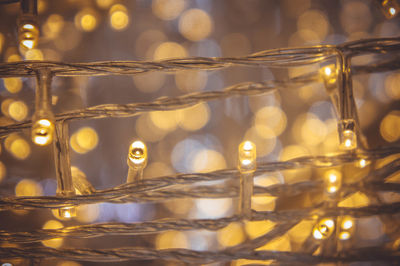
[109,4,129,31]
[42,220,64,248]
[152,0,186,21]
[179,9,213,41]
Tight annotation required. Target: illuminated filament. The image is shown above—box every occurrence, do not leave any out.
[313,218,335,240]
[19,23,39,49]
[339,216,354,241]
[324,169,342,194]
[341,216,354,230]
[126,140,148,183]
[32,118,55,146]
[58,206,76,219]
[238,141,256,219]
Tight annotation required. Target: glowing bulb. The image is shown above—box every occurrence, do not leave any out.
[380,0,399,18]
[238,140,256,173]
[339,231,350,240]
[126,140,148,183]
[358,159,367,168]
[32,119,55,146]
[19,22,39,50]
[341,217,353,230]
[340,129,357,150]
[320,64,337,90]
[58,206,76,219]
[238,141,256,219]
[324,169,341,194]
[313,218,335,240]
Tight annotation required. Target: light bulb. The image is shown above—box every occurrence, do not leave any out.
[126,140,148,183]
[379,0,399,18]
[357,159,367,168]
[19,22,39,50]
[339,231,351,240]
[320,64,337,93]
[32,118,54,146]
[338,119,357,150]
[341,217,353,230]
[58,206,76,219]
[238,141,256,173]
[313,218,335,240]
[341,129,357,150]
[324,169,342,194]
[238,140,256,219]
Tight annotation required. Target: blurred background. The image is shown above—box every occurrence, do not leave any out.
[0,0,399,265]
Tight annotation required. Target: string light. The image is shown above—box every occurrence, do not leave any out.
[324,169,342,194]
[313,218,335,240]
[341,217,354,230]
[378,0,399,19]
[32,70,55,146]
[58,206,76,218]
[238,141,256,219]
[17,0,39,50]
[126,140,148,183]
[338,120,357,150]
[320,64,337,92]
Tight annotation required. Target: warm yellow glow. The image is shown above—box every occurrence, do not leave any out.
[342,218,353,230]
[339,192,370,207]
[358,159,367,168]
[110,4,129,31]
[0,161,6,184]
[324,169,341,194]
[43,14,64,39]
[389,7,396,15]
[320,65,337,86]
[380,111,400,143]
[217,222,245,247]
[339,231,351,240]
[136,114,168,142]
[255,106,287,137]
[153,42,187,60]
[3,78,23,93]
[15,179,43,196]
[8,101,28,121]
[25,48,44,60]
[23,24,34,30]
[32,119,54,146]
[239,140,256,172]
[71,127,99,154]
[19,23,39,50]
[75,10,98,32]
[179,8,213,41]
[177,103,210,131]
[156,231,188,249]
[0,32,4,53]
[128,140,147,166]
[149,110,179,131]
[10,138,31,160]
[341,129,357,150]
[42,220,63,248]
[75,204,100,223]
[313,218,335,240]
[96,0,114,8]
[297,10,329,40]
[152,0,186,20]
[245,220,275,239]
[58,207,76,219]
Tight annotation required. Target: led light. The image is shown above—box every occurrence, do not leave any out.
[126,140,148,183]
[324,169,342,194]
[19,22,39,50]
[380,0,399,19]
[58,206,76,219]
[358,159,367,168]
[32,118,55,146]
[238,140,256,173]
[341,129,356,150]
[313,218,335,240]
[238,141,256,219]
[320,64,337,90]
[341,217,353,230]
[339,231,351,240]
